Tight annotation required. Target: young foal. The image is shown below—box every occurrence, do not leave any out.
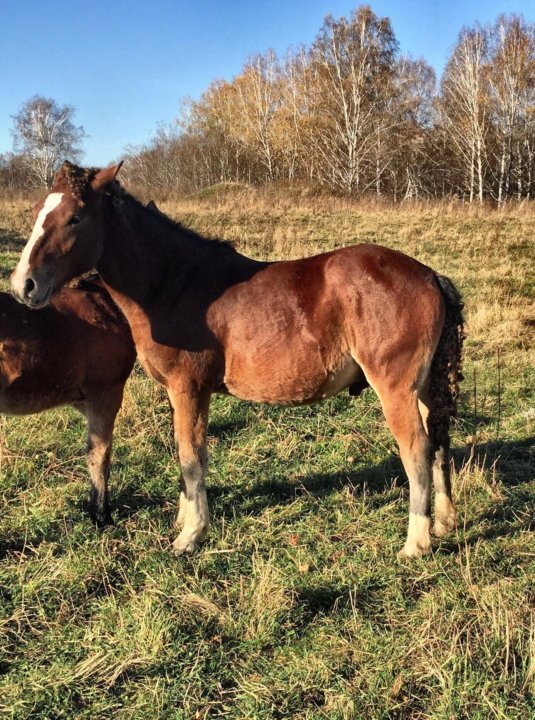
[10,162,464,558]
[1,278,135,525]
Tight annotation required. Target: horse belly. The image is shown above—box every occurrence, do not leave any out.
[0,343,81,416]
[224,345,361,405]
[0,381,80,415]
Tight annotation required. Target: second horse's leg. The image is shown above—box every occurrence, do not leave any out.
[78,385,124,526]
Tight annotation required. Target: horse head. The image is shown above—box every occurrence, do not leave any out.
[11,161,122,308]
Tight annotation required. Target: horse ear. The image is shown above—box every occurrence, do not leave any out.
[91,162,124,192]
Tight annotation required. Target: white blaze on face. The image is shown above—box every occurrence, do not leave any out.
[11,192,64,293]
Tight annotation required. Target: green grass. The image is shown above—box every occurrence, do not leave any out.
[0,198,534,719]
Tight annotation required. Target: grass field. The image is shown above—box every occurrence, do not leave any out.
[0,192,534,719]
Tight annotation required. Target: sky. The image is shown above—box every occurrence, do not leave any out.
[1,0,533,166]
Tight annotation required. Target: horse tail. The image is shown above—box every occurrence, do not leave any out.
[427,274,465,451]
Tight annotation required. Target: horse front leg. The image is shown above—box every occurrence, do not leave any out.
[168,384,211,554]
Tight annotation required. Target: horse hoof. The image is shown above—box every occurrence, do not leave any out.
[397,541,431,560]
[433,514,456,538]
[172,535,199,554]
[90,510,114,528]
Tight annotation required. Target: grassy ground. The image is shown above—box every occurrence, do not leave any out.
[0,193,533,719]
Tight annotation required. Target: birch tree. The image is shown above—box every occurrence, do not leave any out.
[231,51,281,182]
[440,28,489,202]
[391,57,436,199]
[307,6,398,194]
[11,96,86,188]
[487,15,535,201]
[274,48,311,181]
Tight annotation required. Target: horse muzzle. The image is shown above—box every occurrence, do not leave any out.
[10,271,53,309]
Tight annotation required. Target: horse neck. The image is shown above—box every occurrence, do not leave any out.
[96,194,200,301]
[94,193,263,326]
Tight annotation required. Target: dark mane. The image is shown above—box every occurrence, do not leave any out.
[107,178,237,253]
[68,270,102,290]
[60,161,235,252]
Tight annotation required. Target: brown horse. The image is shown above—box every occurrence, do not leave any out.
[1,277,136,525]
[10,162,464,558]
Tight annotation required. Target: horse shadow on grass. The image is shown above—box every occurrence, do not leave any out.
[206,434,533,519]
[96,446,402,528]
[288,436,533,622]
[0,226,26,250]
[207,415,249,440]
[0,226,25,285]
[207,452,405,520]
[0,254,16,284]
[0,530,52,560]
[1,425,531,561]
[0,226,28,258]
[437,436,534,553]
[101,432,534,535]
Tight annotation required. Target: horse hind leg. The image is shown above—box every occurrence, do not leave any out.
[418,380,456,538]
[77,384,124,527]
[372,380,433,558]
[432,444,456,538]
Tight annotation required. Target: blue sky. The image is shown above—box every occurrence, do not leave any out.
[1,0,533,166]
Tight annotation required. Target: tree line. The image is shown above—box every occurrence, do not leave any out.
[2,7,534,202]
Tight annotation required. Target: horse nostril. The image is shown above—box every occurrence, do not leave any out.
[24,277,36,297]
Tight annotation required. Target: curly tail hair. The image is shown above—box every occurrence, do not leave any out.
[428,274,465,452]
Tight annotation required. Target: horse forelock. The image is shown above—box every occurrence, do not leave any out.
[58,161,100,198]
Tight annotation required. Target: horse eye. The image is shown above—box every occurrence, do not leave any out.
[67,215,81,226]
